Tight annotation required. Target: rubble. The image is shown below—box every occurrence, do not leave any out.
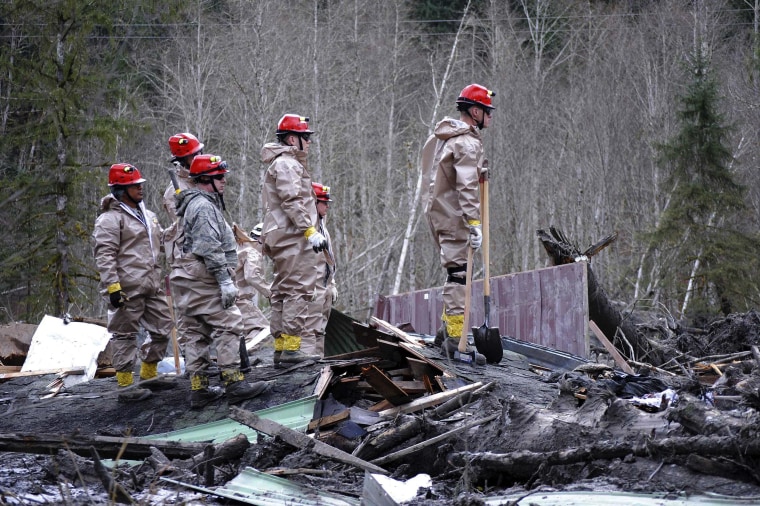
[2,307,760,504]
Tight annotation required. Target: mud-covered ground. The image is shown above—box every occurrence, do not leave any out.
[3,313,760,504]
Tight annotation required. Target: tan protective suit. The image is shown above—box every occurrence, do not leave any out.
[260,142,320,353]
[92,195,172,374]
[162,172,193,348]
[303,216,336,357]
[170,187,243,377]
[235,240,271,339]
[423,117,484,338]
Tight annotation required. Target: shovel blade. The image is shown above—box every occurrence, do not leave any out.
[473,324,503,364]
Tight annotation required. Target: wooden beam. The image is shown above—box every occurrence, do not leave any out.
[377,382,483,418]
[307,410,350,432]
[589,320,635,375]
[0,432,207,460]
[229,406,388,475]
[362,365,411,405]
[370,317,424,348]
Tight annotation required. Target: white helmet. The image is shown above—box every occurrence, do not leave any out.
[251,223,263,239]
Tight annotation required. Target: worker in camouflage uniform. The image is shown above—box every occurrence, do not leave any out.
[92,163,176,402]
[423,83,496,365]
[171,154,269,409]
[303,182,337,358]
[260,114,327,367]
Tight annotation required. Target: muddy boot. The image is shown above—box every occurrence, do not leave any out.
[440,338,486,366]
[221,369,270,404]
[434,325,447,346]
[280,350,321,364]
[117,386,152,403]
[139,362,176,391]
[273,351,282,369]
[189,373,224,410]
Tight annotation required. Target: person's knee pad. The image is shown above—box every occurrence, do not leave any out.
[446,265,467,285]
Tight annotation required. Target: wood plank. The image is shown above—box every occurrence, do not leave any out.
[377,382,483,418]
[312,366,334,399]
[588,320,635,375]
[0,432,207,460]
[229,406,388,475]
[307,409,350,432]
[362,365,411,405]
[0,368,85,380]
[398,343,447,376]
[370,317,424,348]
[356,380,428,395]
[322,347,380,361]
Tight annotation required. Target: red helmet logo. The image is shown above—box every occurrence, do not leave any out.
[168,132,204,160]
[189,154,229,178]
[277,114,314,135]
[311,182,332,202]
[108,163,146,186]
[456,84,495,110]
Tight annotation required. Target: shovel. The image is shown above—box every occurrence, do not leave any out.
[473,166,503,364]
[452,246,480,365]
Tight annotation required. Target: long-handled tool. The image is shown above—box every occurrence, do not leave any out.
[164,276,182,375]
[472,165,503,364]
[450,247,480,365]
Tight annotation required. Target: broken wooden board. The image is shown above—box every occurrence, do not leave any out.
[0,368,85,381]
[370,317,424,348]
[377,382,483,418]
[361,365,411,406]
[229,406,388,475]
[307,409,350,432]
[589,320,635,375]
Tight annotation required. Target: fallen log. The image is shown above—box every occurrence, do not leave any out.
[354,415,422,461]
[450,435,760,481]
[0,432,207,460]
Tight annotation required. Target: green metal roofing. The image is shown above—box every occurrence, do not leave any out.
[145,395,317,444]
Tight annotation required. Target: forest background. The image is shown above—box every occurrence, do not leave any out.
[2,0,760,328]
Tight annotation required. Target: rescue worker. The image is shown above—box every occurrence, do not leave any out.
[423,83,495,365]
[171,154,269,409]
[92,163,175,402]
[303,182,337,358]
[163,133,205,350]
[232,223,271,346]
[260,114,326,366]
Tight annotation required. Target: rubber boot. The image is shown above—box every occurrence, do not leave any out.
[273,351,282,369]
[221,369,270,404]
[139,361,176,391]
[280,349,321,364]
[116,371,152,402]
[189,373,224,410]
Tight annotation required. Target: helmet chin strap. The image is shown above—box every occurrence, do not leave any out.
[466,107,484,130]
[210,179,226,211]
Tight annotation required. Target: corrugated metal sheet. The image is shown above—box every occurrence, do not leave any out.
[324,308,365,357]
[144,395,317,444]
[375,262,589,358]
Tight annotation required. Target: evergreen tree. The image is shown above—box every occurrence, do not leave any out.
[653,42,760,318]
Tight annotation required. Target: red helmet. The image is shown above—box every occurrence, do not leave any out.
[276,114,314,135]
[312,182,332,202]
[108,163,146,186]
[456,84,495,111]
[168,132,204,161]
[189,154,229,178]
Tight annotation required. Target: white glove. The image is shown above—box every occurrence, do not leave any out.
[220,279,238,309]
[329,285,338,304]
[307,230,328,253]
[469,224,482,249]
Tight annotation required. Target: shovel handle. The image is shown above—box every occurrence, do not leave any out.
[459,247,474,353]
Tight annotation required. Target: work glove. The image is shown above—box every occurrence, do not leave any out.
[329,285,338,304]
[468,224,482,250]
[220,279,238,309]
[107,283,128,308]
[305,226,328,253]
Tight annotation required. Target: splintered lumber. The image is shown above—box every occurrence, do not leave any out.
[361,365,412,405]
[313,365,334,399]
[308,410,350,432]
[229,406,388,475]
[450,435,760,480]
[371,413,499,466]
[0,432,207,460]
[370,317,424,347]
[589,320,635,375]
[377,382,483,418]
[0,368,85,381]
